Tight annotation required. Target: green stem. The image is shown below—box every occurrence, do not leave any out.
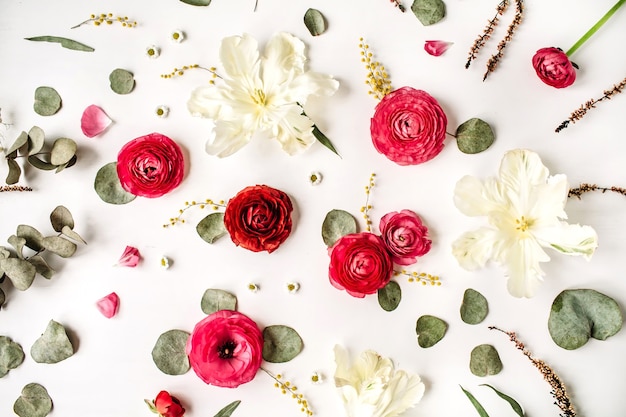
[566,0,626,57]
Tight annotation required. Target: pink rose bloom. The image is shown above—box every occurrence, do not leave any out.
[116,132,185,198]
[380,210,431,265]
[532,47,576,88]
[186,310,264,388]
[370,86,448,165]
[328,232,393,298]
[152,391,185,417]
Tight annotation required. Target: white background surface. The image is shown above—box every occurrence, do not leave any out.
[1,0,626,416]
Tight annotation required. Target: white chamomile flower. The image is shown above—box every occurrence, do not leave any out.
[285,282,300,294]
[247,283,259,293]
[310,371,324,384]
[170,29,185,43]
[155,105,170,118]
[145,45,160,59]
[309,171,322,186]
[160,256,171,270]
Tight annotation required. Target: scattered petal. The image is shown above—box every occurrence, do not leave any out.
[424,40,452,56]
[155,105,169,118]
[310,371,324,384]
[170,29,185,43]
[247,283,259,293]
[146,45,160,59]
[285,282,300,294]
[309,171,323,185]
[81,104,112,137]
[96,292,120,318]
[117,245,141,267]
[160,256,171,270]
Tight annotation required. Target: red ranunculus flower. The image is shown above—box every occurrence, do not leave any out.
[116,132,185,198]
[153,391,185,417]
[328,232,393,298]
[370,86,448,166]
[532,47,576,89]
[380,210,431,266]
[223,185,293,253]
[186,310,264,388]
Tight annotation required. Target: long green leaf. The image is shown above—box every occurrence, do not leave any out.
[480,384,524,416]
[460,385,490,417]
[214,400,241,417]
[312,124,340,157]
[25,36,94,52]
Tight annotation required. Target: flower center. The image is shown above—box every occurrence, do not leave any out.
[217,340,237,359]
[515,216,532,233]
[251,89,267,106]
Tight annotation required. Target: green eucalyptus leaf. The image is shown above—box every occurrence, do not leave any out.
[60,226,86,245]
[25,35,94,52]
[322,209,357,247]
[480,384,524,417]
[94,162,136,205]
[27,156,56,171]
[6,131,29,155]
[378,280,401,312]
[17,225,45,252]
[49,138,76,166]
[456,118,495,154]
[151,329,190,375]
[0,288,5,309]
[548,289,623,350]
[214,400,241,417]
[28,255,55,280]
[470,344,502,377]
[262,325,304,363]
[460,385,490,417]
[50,206,74,232]
[42,236,76,258]
[460,288,489,324]
[31,320,74,364]
[6,158,21,184]
[54,154,78,173]
[0,258,36,290]
[180,0,212,5]
[0,336,25,377]
[411,0,446,26]
[109,68,135,95]
[13,383,53,417]
[201,288,237,314]
[415,315,447,348]
[304,8,327,36]
[33,86,62,116]
[8,235,26,259]
[196,213,227,244]
[27,126,45,155]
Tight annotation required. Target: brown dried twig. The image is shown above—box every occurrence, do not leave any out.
[388,0,406,12]
[568,183,626,199]
[0,185,33,192]
[465,1,508,69]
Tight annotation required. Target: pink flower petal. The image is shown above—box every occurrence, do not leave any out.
[117,246,141,267]
[424,40,453,57]
[81,104,113,138]
[96,292,120,318]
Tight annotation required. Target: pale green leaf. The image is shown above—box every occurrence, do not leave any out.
[321,209,357,247]
[0,288,4,309]
[460,385,490,417]
[0,258,36,290]
[548,289,623,350]
[6,131,28,155]
[33,86,62,116]
[480,384,524,417]
[6,158,21,184]
[460,288,489,324]
[42,236,76,258]
[50,206,74,232]
[55,154,77,173]
[27,156,56,171]
[49,138,76,166]
[8,235,26,259]
[456,118,495,154]
[470,344,502,377]
[0,336,25,378]
[201,288,237,314]
[94,162,136,205]
[13,383,53,417]
[262,325,304,363]
[30,320,74,364]
[312,123,339,156]
[304,8,327,36]
[151,329,190,375]
[214,400,241,417]
[25,35,94,52]
[60,226,86,245]
[17,225,45,252]
[109,68,135,95]
[180,0,212,5]
[28,255,55,280]
[196,213,227,244]
[415,315,447,348]
[411,0,446,26]
[378,280,401,312]
[27,126,45,155]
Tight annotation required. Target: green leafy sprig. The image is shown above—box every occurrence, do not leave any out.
[460,384,524,417]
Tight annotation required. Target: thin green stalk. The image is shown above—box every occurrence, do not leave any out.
[566,0,626,56]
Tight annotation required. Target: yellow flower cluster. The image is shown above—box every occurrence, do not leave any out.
[272,373,314,416]
[160,64,220,84]
[72,13,137,29]
[360,173,376,232]
[394,270,442,286]
[359,38,392,100]
[163,199,226,228]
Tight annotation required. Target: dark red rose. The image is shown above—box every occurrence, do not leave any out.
[153,391,185,417]
[532,47,576,88]
[223,185,293,253]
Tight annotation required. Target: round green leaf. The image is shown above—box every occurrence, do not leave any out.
[42,236,76,258]
[8,235,26,258]
[262,325,304,363]
[94,162,136,205]
[6,158,22,185]
[28,255,55,280]
[27,155,56,171]
[49,138,76,166]
[196,212,227,244]
[0,336,25,378]
[378,281,401,312]
[470,344,502,377]
[411,0,446,26]
[6,131,29,155]
[456,118,495,154]
[33,86,61,116]
[304,8,327,36]
[201,288,237,314]
[151,329,190,375]
[27,126,45,155]
[0,258,36,290]
[109,68,135,95]
[548,289,623,350]
[17,225,45,251]
[0,288,5,310]
[30,320,74,364]
[13,383,52,417]
[415,315,447,348]
[460,288,489,324]
[180,0,212,5]
[50,205,74,232]
[322,209,357,247]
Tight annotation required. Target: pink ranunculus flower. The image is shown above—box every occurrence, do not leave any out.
[116,132,185,198]
[328,232,393,298]
[424,40,453,56]
[532,47,576,89]
[186,310,264,388]
[370,86,448,166]
[380,210,431,266]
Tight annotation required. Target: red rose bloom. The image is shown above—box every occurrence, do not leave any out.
[116,132,185,198]
[328,232,393,298]
[370,86,448,166]
[153,391,185,417]
[186,310,264,388]
[532,47,576,89]
[224,185,293,253]
[380,210,431,266]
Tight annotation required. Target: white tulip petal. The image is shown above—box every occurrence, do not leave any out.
[453,175,504,217]
[534,222,598,259]
[504,237,549,298]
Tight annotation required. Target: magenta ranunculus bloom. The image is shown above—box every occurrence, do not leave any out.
[370,86,448,166]
[186,310,264,388]
[380,210,431,266]
[116,132,185,198]
[328,232,393,298]
[532,47,576,89]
